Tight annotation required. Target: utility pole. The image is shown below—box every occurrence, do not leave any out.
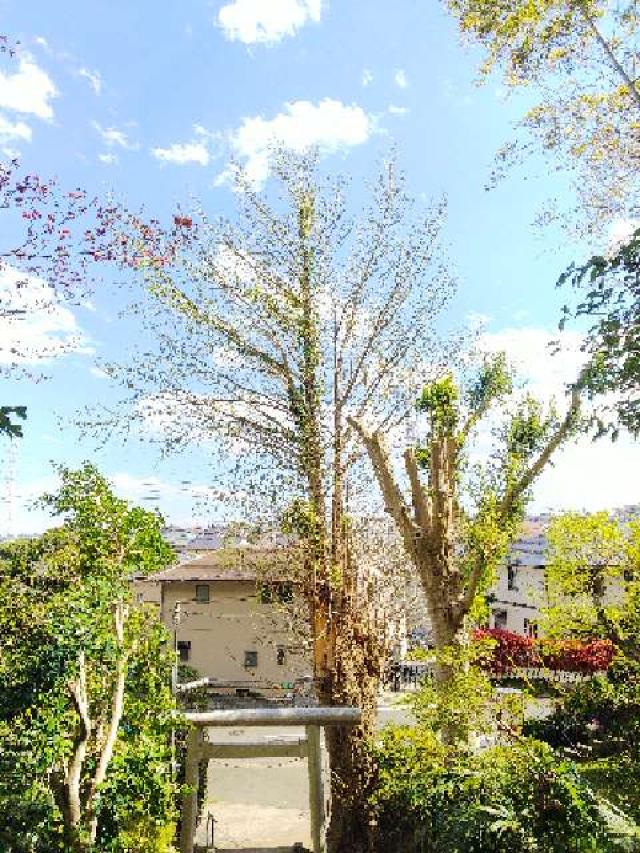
[171,601,183,694]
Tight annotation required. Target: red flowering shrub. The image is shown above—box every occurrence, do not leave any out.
[474,628,541,672]
[540,639,615,673]
[474,629,614,674]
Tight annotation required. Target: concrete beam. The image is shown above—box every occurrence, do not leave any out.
[200,737,308,760]
[184,706,361,727]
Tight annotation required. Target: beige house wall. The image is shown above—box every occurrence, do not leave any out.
[132,577,162,607]
[159,579,311,687]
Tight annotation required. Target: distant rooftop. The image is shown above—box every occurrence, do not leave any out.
[148,545,302,584]
[508,505,640,567]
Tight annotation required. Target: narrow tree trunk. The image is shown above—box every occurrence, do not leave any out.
[324,607,381,853]
[325,726,375,853]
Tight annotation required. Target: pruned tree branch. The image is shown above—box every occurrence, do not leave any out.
[403,447,432,533]
[498,376,584,521]
[347,417,417,549]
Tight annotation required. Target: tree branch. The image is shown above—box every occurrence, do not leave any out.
[347,417,417,549]
[403,448,432,533]
[66,651,91,828]
[579,8,640,112]
[86,601,128,840]
[498,376,584,521]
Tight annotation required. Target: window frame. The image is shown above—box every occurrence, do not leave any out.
[493,609,508,630]
[244,650,258,669]
[276,582,293,604]
[177,640,191,662]
[195,583,210,603]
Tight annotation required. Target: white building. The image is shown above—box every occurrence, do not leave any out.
[488,524,548,637]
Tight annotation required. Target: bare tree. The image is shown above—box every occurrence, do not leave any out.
[88,150,456,851]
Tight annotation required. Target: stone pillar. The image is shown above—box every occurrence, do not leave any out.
[180,726,201,853]
[306,724,325,853]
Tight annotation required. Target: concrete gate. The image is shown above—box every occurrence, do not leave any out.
[180,706,361,853]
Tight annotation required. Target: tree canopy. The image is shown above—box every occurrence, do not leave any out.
[446,0,640,233]
[544,510,640,658]
[350,352,585,693]
[559,227,640,436]
[0,463,178,852]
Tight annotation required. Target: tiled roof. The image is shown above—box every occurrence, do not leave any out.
[147,546,301,583]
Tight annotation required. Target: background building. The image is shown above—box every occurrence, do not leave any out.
[141,546,311,692]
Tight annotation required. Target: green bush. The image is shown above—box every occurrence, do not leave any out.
[524,660,640,757]
[372,729,616,852]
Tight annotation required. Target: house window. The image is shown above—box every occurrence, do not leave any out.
[524,619,538,639]
[276,646,286,666]
[195,584,210,603]
[276,583,293,604]
[244,650,258,668]
[493,609,508,630]
[177,640,191,662]
[624,568,634,582]
[507,565,518,591]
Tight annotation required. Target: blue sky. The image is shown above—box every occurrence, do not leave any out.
[0,0,638,533]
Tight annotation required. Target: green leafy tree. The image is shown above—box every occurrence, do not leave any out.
[373,730,615,852]
[446,0,640,233]
[544,511,640,658]
[530,512,640,831]
[0,404,26,437]
[558,227,640,436]
[350,354,585,698]
[0,464,178,852]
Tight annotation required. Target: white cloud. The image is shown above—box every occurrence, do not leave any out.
[152,140,210,166]
[478,326,584,403]
[394,69,408,89]
[476,325,640,513]
[530,434,640,514]
[218,0,322,44]
[0,472,62,539]
[361,68,373,87]
[0,57,57,119]
[388,104,409,117]
[0,266,92,365]
[0,112,32,153]
[91,120,138,149]
[98,152,118,165]
[110,472,219,502]
[220,98,374,188]
[607,218,638,253]
[0,469,228,537]
[78,67,102,95]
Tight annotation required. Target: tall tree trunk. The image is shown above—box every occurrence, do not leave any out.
[296,194,383,852]
[324,584,382,853]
